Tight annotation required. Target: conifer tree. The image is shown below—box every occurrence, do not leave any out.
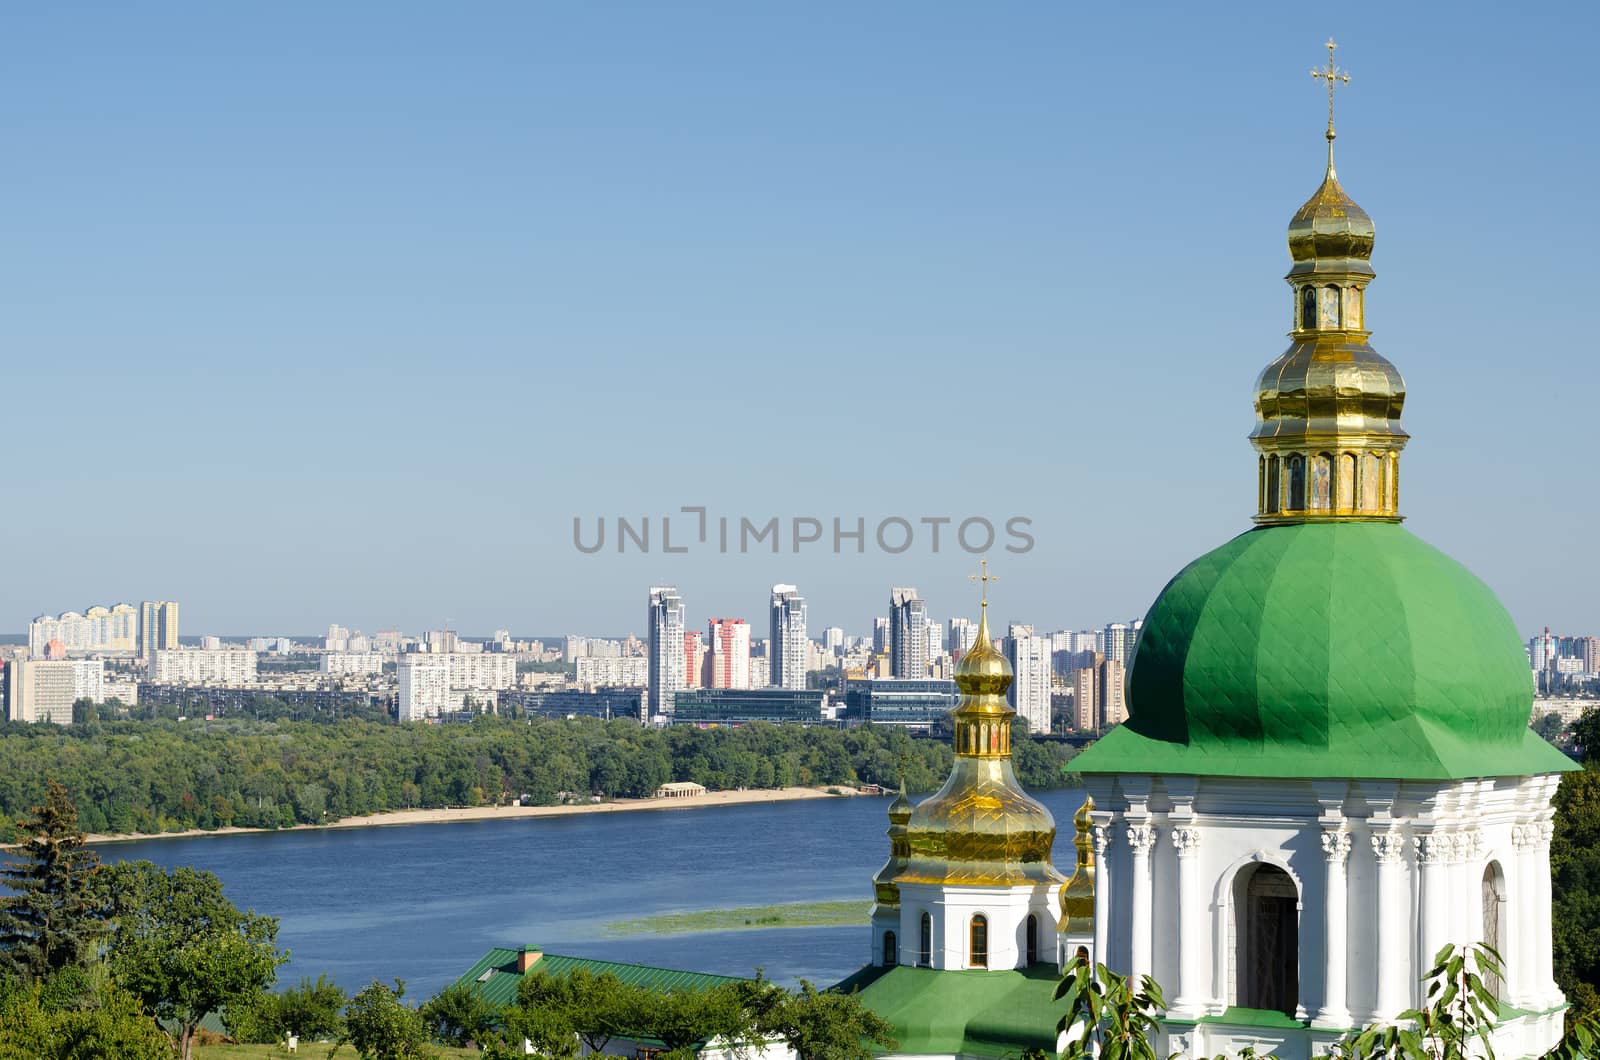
[0,779,106,982]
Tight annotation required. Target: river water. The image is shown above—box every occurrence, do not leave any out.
[95,789,1087,998]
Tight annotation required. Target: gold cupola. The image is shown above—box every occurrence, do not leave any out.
[898,575,1065,888]
[1251,39,1408,525]
[871,771,914,908]
[1057,796,1095,935]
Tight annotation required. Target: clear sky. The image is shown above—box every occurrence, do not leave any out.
[3,2,1594,640]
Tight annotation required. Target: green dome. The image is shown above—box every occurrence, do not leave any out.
[1074,522,1572,780]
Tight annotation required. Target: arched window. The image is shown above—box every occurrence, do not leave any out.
[1320,285,1341,328]
[1337,454,1356,509]
[1266,455,1281,514]
[883,930,897,967]
[919,912,932,966]
[970,914,989,969]
[1311,453,1333,510]
[1384,453,1399,511]
[1026,914,1039,965]
[1286,455,1306,511]
[1301,286,1317,329]
[1482,863,1506,999]
[1361,453,1381,511]
[1236,864,1298,1016]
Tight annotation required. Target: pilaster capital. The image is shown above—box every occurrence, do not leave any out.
[1512,823,1538,850]
[1320,829,1352,863]
[1126,824,1156,854]
[1371,831,1404,863]
[1415,832,1451,864]
[1171,826,1202,858]
[1092,825,1111,857]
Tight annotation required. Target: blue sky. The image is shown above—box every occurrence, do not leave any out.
[2,2,1593,639]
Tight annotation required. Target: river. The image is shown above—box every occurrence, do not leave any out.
[95,788,1087,998]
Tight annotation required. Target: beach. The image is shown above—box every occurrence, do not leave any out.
[81,785,855,845]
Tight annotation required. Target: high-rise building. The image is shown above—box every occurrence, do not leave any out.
[683,631,704,689]
[822,626,845,654]
[397,654,451,723]
[770,585,808,691]
[948,617,978,660]
[1072,662,1099,732]
[889,588,928,679]
[705,618,751,689]
[29,603,139,657]
[1102,622,1129,665]
[139,601,180,658]
[872,617,891,655]
[5,658,105,724]
[1097,657,1126,726]
[575,656,650,687]
[1003,624,1053,734]
[647,586,686,718]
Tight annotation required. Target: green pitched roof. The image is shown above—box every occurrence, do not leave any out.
[1073,523,1574,781]
[836,964,1061,1058]
[454,946,750,1009]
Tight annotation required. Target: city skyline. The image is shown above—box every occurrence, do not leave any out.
[3,5,1595,635]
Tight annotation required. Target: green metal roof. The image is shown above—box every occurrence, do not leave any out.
[453,946,751,1009]
[1073,523,1575,781]
[835,963,1061,1058]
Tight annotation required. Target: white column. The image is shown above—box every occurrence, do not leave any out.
[1093,824,1111,970]
[1534,820,1560,1005]
[1416,833,1451,994]
[1371,830,1406,1021]
[1316,829,1352,1027]
[1510,823,1538,1008]
[1127,824,1156,985]
[1170,826,1204,1018]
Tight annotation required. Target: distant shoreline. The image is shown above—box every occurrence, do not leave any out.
[80,785,857,846]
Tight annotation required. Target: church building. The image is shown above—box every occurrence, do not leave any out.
[1067,42,1574,1060]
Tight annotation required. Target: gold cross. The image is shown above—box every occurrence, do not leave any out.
[1310,38,1351,147]
[968,559,998,608]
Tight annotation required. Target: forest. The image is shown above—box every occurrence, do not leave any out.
[0,716,1078,839]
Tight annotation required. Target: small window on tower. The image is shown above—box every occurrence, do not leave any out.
[1301,287,1317,329]
[1026,914,1039,965]
[883,931,897,967]
[919,912,932,966]
[970,914,989,969]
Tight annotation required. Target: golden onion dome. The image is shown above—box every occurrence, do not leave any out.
[1250,89,1410,527]
[1058,796,1095,933]
[1287,164,1375,271]
[897,594,1064,888]
[872,774,914,907]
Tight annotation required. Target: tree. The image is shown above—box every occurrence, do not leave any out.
[515,968,646,1056]
[276,972,346,1041]
[339,979,435,1060]
[0,780,106,982]
[420,981,497,1047]
[1534,712,1567,744]
[748,979,897,1060]
[99,861,286,1060]
[1572,708,1600,763]
[0,972,176,1060]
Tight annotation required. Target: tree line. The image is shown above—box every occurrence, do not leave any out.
[0,715,1078,840]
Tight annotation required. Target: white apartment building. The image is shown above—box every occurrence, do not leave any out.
[575,656,650,687]
[148,649,259,685]
[648,586,686,717]
[5,659,105,724]
[396,651,517,722]
[28,604,140,656]
[320,652,388,676]
[1003,624,1053,734]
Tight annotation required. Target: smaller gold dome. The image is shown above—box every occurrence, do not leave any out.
[1288,164,1374,267]
[954,613,1011,698]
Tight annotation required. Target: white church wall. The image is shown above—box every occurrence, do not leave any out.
[1083,771,1564,1060]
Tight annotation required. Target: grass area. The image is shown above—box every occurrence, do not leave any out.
[195,1045,481,1059]
[605,899,869,937]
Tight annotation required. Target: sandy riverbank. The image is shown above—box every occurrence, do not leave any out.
[81,785,857,845]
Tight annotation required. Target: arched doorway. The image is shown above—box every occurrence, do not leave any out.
[1235,864,1299,1015]
[1482,862,1506,999]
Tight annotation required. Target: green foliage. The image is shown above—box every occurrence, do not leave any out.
[0,716,1078,838]
[1338,943,1502,1060]
[1534,712,1568,744]
[1053,956,1168,1060]
[514,968,645,1055]
[1552,767,1600,1022]
[743,977,898,1060]
[227,973,348,1044]
[100,861,288,1060]
[0,779,107,982]
[1572,708,1600,764]
[420,982,498,1047]
[0,973,176,1060]
[339,980,435,1060]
